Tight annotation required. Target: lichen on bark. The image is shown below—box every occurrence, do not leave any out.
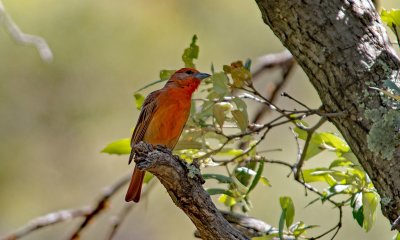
[365,108,400,160]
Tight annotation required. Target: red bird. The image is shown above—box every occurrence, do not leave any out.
[125,68,210,202]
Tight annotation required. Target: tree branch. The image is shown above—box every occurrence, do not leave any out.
[0,207,92,240]
[132,141,249,240]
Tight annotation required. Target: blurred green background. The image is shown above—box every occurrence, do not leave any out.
[0,1,398,239]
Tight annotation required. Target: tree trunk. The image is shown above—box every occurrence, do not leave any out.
[255,0,400,228]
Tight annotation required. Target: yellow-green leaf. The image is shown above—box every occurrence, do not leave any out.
[362,192,379,232]
[134,93,145,110]
[260,176,272,187]
[394,232,400,240]
[213,102,232,127]
[246,161,264,194]
[319,132,350,153]
[280,196,295,228]
[218,194,237,207]
[231,109,249,132]
[101,138,131,155]
[381,9,400,37]
[182,34,199,68]
[160,69,175,80]
[212,72,230,95]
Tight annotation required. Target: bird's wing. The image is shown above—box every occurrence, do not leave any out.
[129,90,161,164]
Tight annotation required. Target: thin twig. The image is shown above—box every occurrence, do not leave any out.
[69,174,131,240]
[308,206,343,240]
[252,50,294,79]
[293,117,327,180]
[107,179,157,240]
[252,55,296,123]
[281,92,313,111]
[0,0,53,62]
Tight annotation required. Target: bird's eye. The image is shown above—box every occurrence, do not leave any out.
[185,70,194,74]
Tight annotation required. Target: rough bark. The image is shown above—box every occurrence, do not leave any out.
[132,142,249,240]
[255,0,400,229]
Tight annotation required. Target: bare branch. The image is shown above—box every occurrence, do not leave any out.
[252,51,296,124]
[0,207,91,240]
[107,179,157,240]
[69,174,131,239]
[0,0,53,62]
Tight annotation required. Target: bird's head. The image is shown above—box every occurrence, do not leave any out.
[165,68,210,94]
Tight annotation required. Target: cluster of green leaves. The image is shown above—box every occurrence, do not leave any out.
[102,35,381,238]
[253,196,317,240]
[295,125,379,232]
[379,9,400,102]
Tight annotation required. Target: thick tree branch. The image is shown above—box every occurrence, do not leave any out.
[255,0,400,229]
[132,142,249,240]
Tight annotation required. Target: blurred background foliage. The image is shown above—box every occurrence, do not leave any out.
[0,0,398,239]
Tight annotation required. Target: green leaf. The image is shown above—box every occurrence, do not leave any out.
[394,232,400,240]
[231,175,249,194]
[101,138,131,155]
[133,93,145,110]
[290,221,318,237]
[294,127,324,160]
[231,109,249,132]
[213,102,232,127]
[182,34,199,68]
[362,192,379,231]
[280,196,295,228]
[160,69,176,80]
[319,132,350,153]
[384,79,400,95]
[212,72,230,95]
[260,176,272,187]
[206,188,231,196]
[329,158,354,168]
[301,168,335,184]
[351,192,364,227]
[381,9,400,38]
[218,194,237,207]
[202,174,232,184]
[246,161,264,194]
[232,97,247,111]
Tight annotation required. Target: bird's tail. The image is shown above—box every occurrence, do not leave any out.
[125,167,145,202]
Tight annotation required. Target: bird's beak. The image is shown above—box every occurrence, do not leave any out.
[194,72,211,80]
